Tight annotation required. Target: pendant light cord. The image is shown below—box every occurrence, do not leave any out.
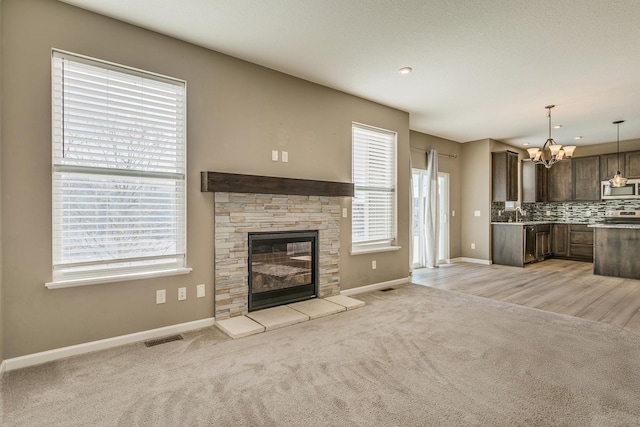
[617,123,621,173]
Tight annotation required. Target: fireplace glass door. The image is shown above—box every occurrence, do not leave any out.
[248,230,318,312]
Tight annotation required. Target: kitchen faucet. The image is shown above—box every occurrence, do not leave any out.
[515,206,525,222]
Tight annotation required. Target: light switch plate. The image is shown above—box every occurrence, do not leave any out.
[281,151,289,162]
[197,284,205,298]
[474,210,481,217]
[271,150,278,161]
[156,289,166,304]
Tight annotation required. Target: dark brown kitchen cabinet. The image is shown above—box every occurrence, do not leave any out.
[548,157,599,202]
[624,151,640,178]
[535,225,552,259]
[553,224,568,257]
[492,151,518,202]
[572,156,600,201]
[547,160,572,202]
[569,224,594,261]
[492,224,524,267]
[552,223,593,261]
[600,153,624,181]
[522,161,547,202]
[492,223,552,267]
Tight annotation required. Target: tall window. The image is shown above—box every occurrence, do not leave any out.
[49,50,188,287]
[352,123,397,252]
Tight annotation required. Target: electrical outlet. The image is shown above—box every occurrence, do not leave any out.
[197,284,205,298]
[546,210,551,216]
[498,210,502,216]
[156,289,166,304]
[178,287,186,301]
[585,211,591,217]
[452,210,455,217]
[372,260,377,270]
[342,208,348,218]
[471,243,476,250]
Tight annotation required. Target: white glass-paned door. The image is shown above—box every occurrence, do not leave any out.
[412,169,449,268]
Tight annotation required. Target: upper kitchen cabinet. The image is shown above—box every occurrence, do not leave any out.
[625,151,640,179]
[522,161,547,202]
[547,156,600,202]
[547,159,572,202]
[573,156,600,201]
[492,151,518,202]
[600,153,624,181]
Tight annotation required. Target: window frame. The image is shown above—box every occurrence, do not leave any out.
[351,122,399,255]
[47,49,190,288]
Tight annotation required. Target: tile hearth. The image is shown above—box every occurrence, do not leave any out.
[216,295,365,339]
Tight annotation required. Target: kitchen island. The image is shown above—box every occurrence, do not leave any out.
[590,223,640,280]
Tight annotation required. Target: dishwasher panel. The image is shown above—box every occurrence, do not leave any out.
[524,225,536,263]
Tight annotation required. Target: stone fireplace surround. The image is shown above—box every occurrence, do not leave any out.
[202,172,354,320]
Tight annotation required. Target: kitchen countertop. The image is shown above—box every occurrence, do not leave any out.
[491,221,640,229]
[588,223,640,229]
[491,221,581,226]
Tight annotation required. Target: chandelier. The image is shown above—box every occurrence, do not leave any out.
[610,120,627,188]
[526,105,576,168]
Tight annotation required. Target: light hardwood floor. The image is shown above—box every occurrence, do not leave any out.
[410,259,640,337]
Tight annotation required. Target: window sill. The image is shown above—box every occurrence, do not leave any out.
[351,246,401,256]
[45,267,193,289]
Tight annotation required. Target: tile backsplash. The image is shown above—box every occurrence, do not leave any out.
[491,200,640,223]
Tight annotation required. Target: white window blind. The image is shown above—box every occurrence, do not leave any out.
[50,50,187,286]
[352,123,397,249]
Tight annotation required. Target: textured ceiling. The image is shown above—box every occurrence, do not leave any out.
[59,0,640,148]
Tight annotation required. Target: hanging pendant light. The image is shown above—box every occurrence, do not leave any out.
[526,105,576,168]
[610,120,627,188]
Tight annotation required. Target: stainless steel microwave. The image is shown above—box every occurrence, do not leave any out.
[601,179,640,199]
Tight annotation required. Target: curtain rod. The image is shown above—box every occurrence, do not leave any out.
[409,146,458,159]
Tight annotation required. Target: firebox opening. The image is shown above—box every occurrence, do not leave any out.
[248,230,319,312]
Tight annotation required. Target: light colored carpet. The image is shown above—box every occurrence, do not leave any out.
[2,284,640,426]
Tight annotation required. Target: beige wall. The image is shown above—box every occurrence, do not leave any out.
[1,0,409,358]
[0,0,4,364]
[570,138,640,158]
[409,131,462,259]
[460,139,491,260]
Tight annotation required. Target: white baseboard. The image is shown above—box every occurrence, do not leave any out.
[3,317,215,373]
[450,257,492,265]
[341,277,410,296]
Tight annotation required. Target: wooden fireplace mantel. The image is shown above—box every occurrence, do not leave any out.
[200,171,354,197]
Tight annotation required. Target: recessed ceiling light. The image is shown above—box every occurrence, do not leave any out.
[554,125,563,129]
[574,136,583,140]
[523,142,530,146]
[398,67,413,75]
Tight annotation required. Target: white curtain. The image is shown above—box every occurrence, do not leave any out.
[409,156,414,273]
[425,149,439,268]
